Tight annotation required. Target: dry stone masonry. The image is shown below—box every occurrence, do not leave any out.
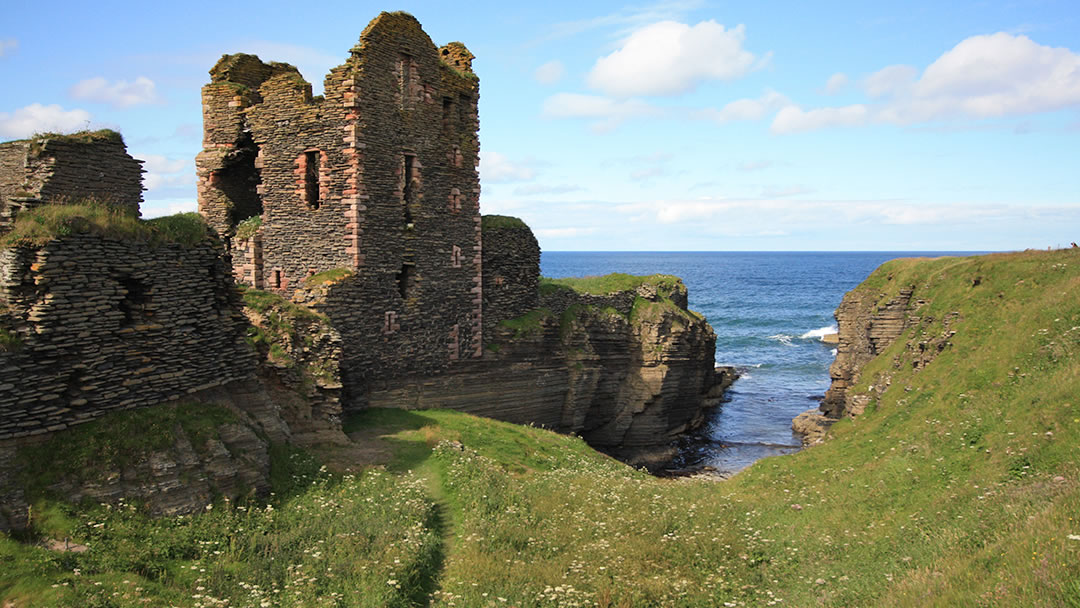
[0,233,255,438]
[0,131,144,231]
[198,12,483,405]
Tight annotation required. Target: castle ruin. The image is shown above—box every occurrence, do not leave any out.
[197,12,485,404]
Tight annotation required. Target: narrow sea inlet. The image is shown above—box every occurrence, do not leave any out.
[541,251,970,475]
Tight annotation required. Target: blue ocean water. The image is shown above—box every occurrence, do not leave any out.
[541,251,974,475]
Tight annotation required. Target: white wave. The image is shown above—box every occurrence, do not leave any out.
[830,348,838,357]
[766,334,795,346]
[800,325,838,341]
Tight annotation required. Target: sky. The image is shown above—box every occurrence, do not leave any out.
[1,0,1078,251]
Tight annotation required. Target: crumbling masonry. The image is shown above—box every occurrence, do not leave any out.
[197,12,483,404]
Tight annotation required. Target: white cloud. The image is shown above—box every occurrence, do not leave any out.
[737,160,773,172]
[544,0,706,41]
[774,33,1080,133]
[771,104,870,134]
[0,39,17,58]
[536,227,597,238]
[862,65,917,98]
[0,103,92,138]
[479,151,536,183]
[140,155,192,192]
[761,185,814,198]
[141,199,197,219]
[823,72,849,94]
[514,183,584,196]
[630,167,665,181]
[587,20,762,97]
[616,197,1047,228]
[70,76,161,108]
[541,92,662,132]
[534,60,565,85]
[694,90,789,124]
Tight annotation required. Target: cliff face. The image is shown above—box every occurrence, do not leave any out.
[366,279,724,466]
[820,285,916,418]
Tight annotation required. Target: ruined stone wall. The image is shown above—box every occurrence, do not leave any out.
[199,12,483,407]
[481,216,539,336]
[0,234,255,439]
[0,135,143,220]
[0,143,26,230]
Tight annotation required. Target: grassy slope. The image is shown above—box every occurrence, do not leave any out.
[2,249,1079,606]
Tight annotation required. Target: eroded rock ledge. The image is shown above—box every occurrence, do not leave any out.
[799,260,960,445]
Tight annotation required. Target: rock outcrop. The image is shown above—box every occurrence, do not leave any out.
[820,285,915,418]
[366,277,723,467]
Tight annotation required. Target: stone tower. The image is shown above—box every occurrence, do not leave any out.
[197,11,482,404]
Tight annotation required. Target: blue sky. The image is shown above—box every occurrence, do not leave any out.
[2,0,1078,251]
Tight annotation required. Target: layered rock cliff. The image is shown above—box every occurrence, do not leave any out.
[366,275,729,467]
[800,260,960,444]
[820,285,916,418]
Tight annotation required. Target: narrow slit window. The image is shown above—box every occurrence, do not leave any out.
[396,263,415,299]
[304,150,320,209]
[442,96,453,131]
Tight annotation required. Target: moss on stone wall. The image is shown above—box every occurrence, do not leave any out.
[303,267,354,288]
[16,402,239,497]
[0,204,210,248]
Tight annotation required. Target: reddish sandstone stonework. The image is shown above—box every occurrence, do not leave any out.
[197,12,482,406]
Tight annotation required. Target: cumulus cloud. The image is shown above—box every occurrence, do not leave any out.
[0,103,92,138]
[587,20,762,97]
[534,60,565,85]
[140,155,192,192]
[541,92,662,132]
[693,90,788,124]
[70,76,161,108]
[773,33,1080,133]
[479,151,536,183]
[0,39,16,58]
[823,72,848,94]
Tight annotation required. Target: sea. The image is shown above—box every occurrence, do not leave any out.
[540,251,976,476]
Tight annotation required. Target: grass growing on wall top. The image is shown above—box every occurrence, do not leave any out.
[480,214,528,232]
[303,267,354,288]
[540,272,683,296]
[0,204,210,248]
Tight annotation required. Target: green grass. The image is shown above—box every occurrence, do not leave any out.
[17,402,239,499]
[496,307,553,339]
[1,442,441,608]
[480,214,528,232]
[0,204,209,248]
[234,214,262,240]
[540,273,683,296]
[23,129,124,152]
[0,328,20,352]
[3,248,1080,606]
[303,267,354,288]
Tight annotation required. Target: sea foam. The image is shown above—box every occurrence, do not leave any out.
[800,325,838,341]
